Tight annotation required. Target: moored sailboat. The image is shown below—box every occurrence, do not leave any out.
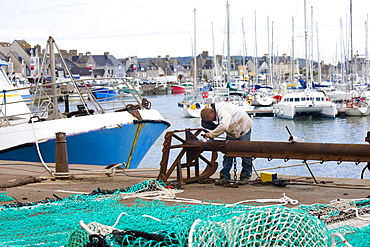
[338,97,370,116]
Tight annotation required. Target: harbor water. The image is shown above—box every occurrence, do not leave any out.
[139,94,370,179]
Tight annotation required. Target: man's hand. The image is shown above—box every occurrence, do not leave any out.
[205,132,211,138]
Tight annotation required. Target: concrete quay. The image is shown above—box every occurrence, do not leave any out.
[1,160,370,207]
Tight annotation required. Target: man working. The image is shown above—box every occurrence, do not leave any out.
[201,102,253,186]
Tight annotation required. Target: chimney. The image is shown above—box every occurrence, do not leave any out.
[70,50,77,56]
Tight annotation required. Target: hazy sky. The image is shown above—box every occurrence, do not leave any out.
[1,0,369,64]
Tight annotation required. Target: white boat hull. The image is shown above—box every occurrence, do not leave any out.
[182,102,206,118]
[0,106,169,168]
[273,90,338,119]
[340,107,370,116]
[251,95,273,106]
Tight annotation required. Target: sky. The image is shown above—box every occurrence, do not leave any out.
[1,0,369,64]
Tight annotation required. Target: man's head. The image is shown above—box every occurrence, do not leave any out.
[201,107,218,130]
[200,107,216,121]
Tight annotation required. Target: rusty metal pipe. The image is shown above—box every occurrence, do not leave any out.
[188,140,370,163]
[159,128,370,184]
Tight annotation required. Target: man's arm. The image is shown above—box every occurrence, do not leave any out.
[206,124,226,138]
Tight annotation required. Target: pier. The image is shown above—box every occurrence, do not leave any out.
[247,108,274,117]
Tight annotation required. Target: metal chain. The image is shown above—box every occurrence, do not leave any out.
[233,157,237,182]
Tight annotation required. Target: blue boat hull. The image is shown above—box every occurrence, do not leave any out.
[0,120,170,169]
[92,88,118,99]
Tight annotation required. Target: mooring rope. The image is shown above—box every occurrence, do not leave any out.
[30,118,53,175]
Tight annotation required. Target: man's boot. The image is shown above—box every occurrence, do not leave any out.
[215,173,230,186]
[238,172,250,185]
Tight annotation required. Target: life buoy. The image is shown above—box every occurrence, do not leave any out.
[202,91,208,98]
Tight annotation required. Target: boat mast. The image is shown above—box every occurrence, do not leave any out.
[242,17,246,68]
[193,8,197,98]
[340,18,346,85]
[365,15,369,84]
[267,16,271,86]
[271,20,274,87]
[316,23,322,85]
[304,0,309,87]
[254,10,258,84]
[48,36,58,119]
[350,0,354,90]
[310,6,314,84]
[226,1,231,85]
[212,22,217,87]
[291,17,295,85]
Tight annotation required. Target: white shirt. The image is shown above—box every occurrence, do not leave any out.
[209,102,253,139]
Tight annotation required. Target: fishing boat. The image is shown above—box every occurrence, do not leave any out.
[117,79,142,95]
[171,83,186,94]
[91,86,119,99]
[273,89,338,119]
[171,82,193,94]
[152,81,172,95]
[0,37,170,169]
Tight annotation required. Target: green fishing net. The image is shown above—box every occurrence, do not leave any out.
[0,192,13,202]
[1,179,370,246]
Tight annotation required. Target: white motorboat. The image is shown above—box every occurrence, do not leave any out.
[273,89,338,119]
